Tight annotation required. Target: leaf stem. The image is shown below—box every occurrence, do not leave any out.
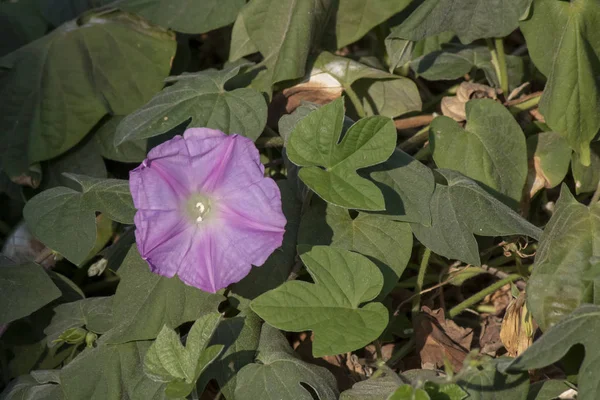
[508,94,542,114]
[448,274,521,318]
[344,88,366,118]
[255,136,284,148]
[412,248,432,317]
[399,125,430,153]
[386,337,416,367]
[487,38,509,95]
[591,180,600,204]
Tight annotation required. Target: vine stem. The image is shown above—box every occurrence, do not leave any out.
[399,125,430,153]
[344,87,366,118]
[412,248,432,317]
[448,274,521,318]
[255,136,284,148]
[487,38,509,95]
[591,180,600,203]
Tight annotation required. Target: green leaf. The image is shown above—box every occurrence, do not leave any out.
[423,382,467,400]
[334,0,411,48]
[366,149,435,225]
[458,357,529,400]
[251,246,388,356]
[411,170,541,266]
[287,98,396,210]
[229,0,333,91]
[340,370,403,400]
[503,304,600,400]
[526,380,572,400]
[0,263,61,325]
[106,247,224,344]
[392,0,532,44]
[44,297,113,346]
[430,99,528,205]
[386,32,455,72]
[119,0,245,34]
[60,341,166,400]
[312,52,422,118]
[197,299,262,399]
[298,200,413,297]
[526,186,600,331]
[94,116,147,163]
[0,10,175,179]
[0,0,47,57]
[387,385,430,400]
[39,0,115,27]
[527,132,572,191]
[0,374,63,400]
[115,64,267,145]
[572,143,600,194]
[234,324,339,400]
[521,0,600,165]
[24,174,135,265]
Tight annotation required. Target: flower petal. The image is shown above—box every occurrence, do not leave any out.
[144,135,192,198]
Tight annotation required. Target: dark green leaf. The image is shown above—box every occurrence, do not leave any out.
[0,374,63,400]
[411,170,541,266]
[386,32,455,72]
[0,263,61,325]
[0,0,47,57]
[526,380,571,400]
[39,0,115,26]
[298,200,413,297]
[430,99,528,205]
[94,116,147,163]
[521,0,600,165]
[571,143,600,194]
[458,357,529,400]
[503,304,600,400]
[0,10,175,179]
[119,0,245,34]
[251,246,388,356]
[115,64,267,144]
[340,370,403,400]
[234,324,339,400]
[287,98,396,210]
[392,0,532,44]
[106,247,224,344]
[527,186,600,331]
[527,132,572,191]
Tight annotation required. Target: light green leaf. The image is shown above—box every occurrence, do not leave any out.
[411,170,541,266]
[44,296,113,346]
[571,143,600,194]
[229,0,334,91]
[334,0,411,48]
[521,0,600,165]
[0,10,175,178]
[392,0,532,44]
[298,200,413,297]
[94,116,147,163]
[527,132,572,191]
[430,99,528,205]
[366,149,435,225]
[503,304,600,400]
[387,385,430,400]
[60,341,166,400]
[340,370,403,400]
[106,247,224,344]
[423,382,467,400]
[251,246,388,356]
[234,324,339,400]
[458,357,529,400]
[24,174,135,265]
[0,263,61,325]
[115,64,267,144]
[287,98,396,210]
[119,0,245,34]
[526,186,600,331]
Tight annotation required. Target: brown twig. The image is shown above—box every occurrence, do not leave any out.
[394,115,434,131]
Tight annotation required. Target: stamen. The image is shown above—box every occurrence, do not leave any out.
[196,216,203,223]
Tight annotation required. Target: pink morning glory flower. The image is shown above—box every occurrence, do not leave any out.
[129,128,286,293]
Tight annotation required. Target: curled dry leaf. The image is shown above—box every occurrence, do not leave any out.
[281,69,344,113]
[441,82,499,121]
[414,306,473,371]
[500,292,535,357]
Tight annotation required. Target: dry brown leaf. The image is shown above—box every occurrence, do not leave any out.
[526,156,552,199]
[479,317,504,356]
[500,292,535,357]
[483,283,512,314]
[441,82,499,121]
[414,306,473,371]
[281,69,343,113]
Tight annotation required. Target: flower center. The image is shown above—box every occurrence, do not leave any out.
[185,194,212,224]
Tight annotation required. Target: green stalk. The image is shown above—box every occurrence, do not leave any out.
[344,87,366,118]
[412,248,432,317]
[255,136,284,148]
[386,337,416,367]
[448,274,521,318]
[509,94,542,114]
[487,38,509,95]
[399,125,430,152]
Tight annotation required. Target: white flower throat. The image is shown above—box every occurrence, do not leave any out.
[185,194,212,224]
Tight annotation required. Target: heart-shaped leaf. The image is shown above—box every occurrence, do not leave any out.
[287,97,396,210]
[410,170,541,266]
[94,116,147,163]
[234,324,339,400]
[430,99,527,206]
[115,64,267,144]
[0,10,175,179]
[24,174,135,265]
[521,0,600,165]
[251,246,389,357]
[526,185,600,331]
